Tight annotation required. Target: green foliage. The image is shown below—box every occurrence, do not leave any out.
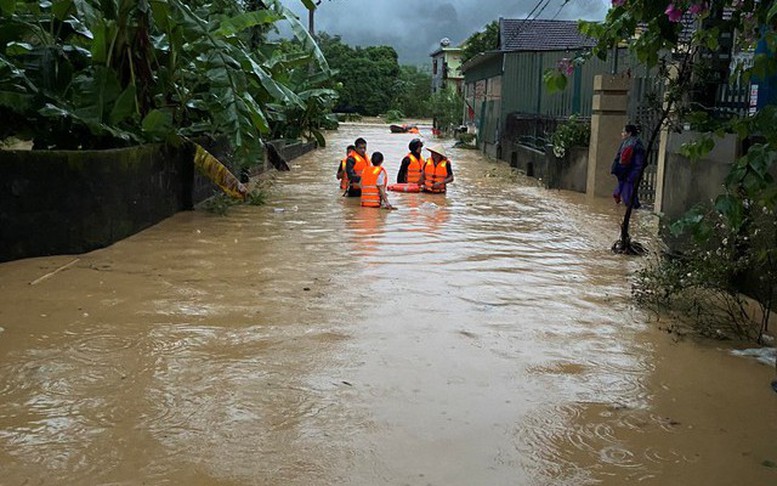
[203,184,270,214]
[461,20,498,65]
[639,136,777,343]
[577,0,777,336]
[543,69,568,94]
[429,89,463,132]
[0,0,336,168]
[549,115,590,158]
[679,133,716,161]
[337,112,362,122]
[390,65,432,118]
[384,109,403,123]
[246,187,268,206]
[202,191,243,215]
[317,32,401,116]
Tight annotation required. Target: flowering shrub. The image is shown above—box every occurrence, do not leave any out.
[635,134,777,343]
[549,115,590,159]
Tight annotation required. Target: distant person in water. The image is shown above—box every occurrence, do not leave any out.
[345,138,371,197]
[422,144,454,193]
[611,124,644,209]
[337,145,356,192]
[397,138,425,184]
[361,152,394,209]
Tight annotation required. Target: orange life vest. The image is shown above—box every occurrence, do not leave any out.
[406,153,424,184]
[350,152,371,191]
[423,158,449,193]
[339,151,353,190]
[361,165,387,207]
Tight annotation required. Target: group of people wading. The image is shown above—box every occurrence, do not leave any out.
[336,137,454,209]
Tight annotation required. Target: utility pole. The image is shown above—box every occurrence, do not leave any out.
[308,0,323,36]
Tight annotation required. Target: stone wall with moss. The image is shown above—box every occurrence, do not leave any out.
[0,144,195,262]
[0,140,317,262]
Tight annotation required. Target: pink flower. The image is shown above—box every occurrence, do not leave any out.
[612,0,625,6]
[665,3,683,22]
[557,58,575,76]
[689,2,707,15]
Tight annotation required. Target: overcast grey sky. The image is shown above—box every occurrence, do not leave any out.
[282,0,611,65]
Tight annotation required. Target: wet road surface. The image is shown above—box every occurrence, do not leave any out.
[1,124,776,485]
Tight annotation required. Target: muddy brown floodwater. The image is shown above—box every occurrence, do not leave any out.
[1,124,776,485]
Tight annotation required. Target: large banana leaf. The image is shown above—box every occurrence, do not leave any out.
[214,10,279,37]
[1,0,336,166]
[279,3,329,72]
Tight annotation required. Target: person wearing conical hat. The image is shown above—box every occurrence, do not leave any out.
[421,143,454,193]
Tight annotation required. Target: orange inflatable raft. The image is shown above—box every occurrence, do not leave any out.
[387,182,421,193]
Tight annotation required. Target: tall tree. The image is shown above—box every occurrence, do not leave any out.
[461,20,499,64]
[391,65,433,118]
[317,33,401,116]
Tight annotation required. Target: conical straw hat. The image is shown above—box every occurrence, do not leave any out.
[425,143,447,158]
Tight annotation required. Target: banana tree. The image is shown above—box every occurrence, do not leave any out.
[0,0,336,168]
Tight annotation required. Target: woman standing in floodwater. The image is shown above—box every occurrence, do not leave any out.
[611,124,644,209]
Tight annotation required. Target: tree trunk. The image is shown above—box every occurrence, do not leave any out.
[612,49,697,255]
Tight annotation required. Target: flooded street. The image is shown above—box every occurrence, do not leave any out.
[1,124,775,485]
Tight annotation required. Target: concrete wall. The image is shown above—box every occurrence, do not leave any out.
[504,142,587,191]
[507,144,549,180]
[660,131,740,222]
[0,140,317,262]
[546,146,588,193]
[268,140,318,162]
[0,144,193,262]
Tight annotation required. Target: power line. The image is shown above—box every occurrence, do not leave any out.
[514,0,556,38]
[551,0,573,21]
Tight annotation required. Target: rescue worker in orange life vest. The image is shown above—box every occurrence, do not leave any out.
[397,138,425,184]
[421,143,454,193]
[360,151,395,209]
[336,144,355,191]
[345,137,370,197]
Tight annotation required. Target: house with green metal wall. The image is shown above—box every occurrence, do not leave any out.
[461,18,619,159]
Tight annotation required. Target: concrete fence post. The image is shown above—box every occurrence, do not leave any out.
[586,74,630,199]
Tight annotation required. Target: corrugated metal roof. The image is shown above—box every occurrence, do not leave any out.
[500,19,596,52]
